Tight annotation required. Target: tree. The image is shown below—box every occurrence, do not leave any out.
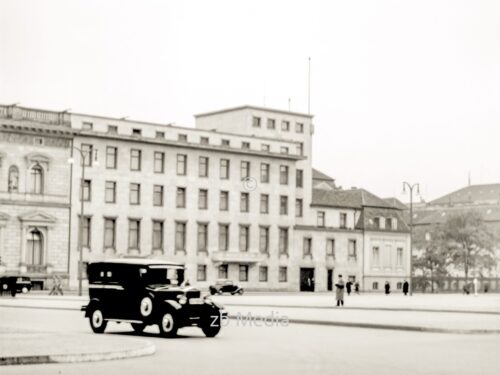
[441,210,497,282]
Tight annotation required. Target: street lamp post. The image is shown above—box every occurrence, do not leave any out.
[68,146,98,296]
[403,181,419,296]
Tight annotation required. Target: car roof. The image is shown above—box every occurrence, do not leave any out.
[90,258,184,267]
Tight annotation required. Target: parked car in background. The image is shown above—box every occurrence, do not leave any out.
[209,280,244,295]
[81,259,227,337]
[0,276,32,295]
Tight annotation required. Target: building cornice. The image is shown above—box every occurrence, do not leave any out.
[194,105,314,119]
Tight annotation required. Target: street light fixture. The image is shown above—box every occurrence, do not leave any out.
[402,181,419,296]
[68,146,98,296]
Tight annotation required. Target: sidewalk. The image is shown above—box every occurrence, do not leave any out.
[0,327,155,366]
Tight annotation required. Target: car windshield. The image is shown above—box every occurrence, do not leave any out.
[141,266,184,287]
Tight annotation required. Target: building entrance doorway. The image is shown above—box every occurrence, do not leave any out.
[300,268,315,292]
[327,269,334,291]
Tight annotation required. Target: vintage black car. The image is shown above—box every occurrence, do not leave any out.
[209,280,244,295]
[0,276,32,295]
[82,259,226,337]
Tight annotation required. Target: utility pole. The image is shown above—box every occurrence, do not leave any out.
[403,181,420,296]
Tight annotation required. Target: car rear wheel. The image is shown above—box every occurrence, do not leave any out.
[139,296,153,317]
[158,311,178,338]
[202,324,221,337]
[131,323,146,333]
[89,307,107,333]
[238,289,244,295]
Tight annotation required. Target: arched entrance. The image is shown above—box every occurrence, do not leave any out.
[26,228,43,265]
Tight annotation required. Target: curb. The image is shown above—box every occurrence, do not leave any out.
[0,341,155,366]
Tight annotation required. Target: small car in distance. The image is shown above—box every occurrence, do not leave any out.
[81,259,226,338]
[209,280,244,295]
[0,276,32,295]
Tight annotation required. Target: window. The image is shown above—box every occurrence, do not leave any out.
[175,222,186,252]
[392,219,398,230]
[81,179,91,201]
[176,187,186,208]
[152,221,163,250]
[177,154,187,175]
[105,181,116,203]
[280,195,288,215]
[153,185,164,206]
[33,137,44,146]
[30,164,43,194]
[197,265,207,281]
[259,226,269,254]
[317,211,325,227]
[130,149,141,171]
[242,142,250,150]
[199,156,209,177]
[396,248,403,267]
[279,165,289,185]
[296,122,304,133]
[130,183,141,205]
[178,134,187,142]
[397,282,403,290]
[281,120,290,131]
[108,125,118,134]
[252,116,261,127]
[260,163,270,183]
[279,227,288,255]
[81,144,93,167]
[373,246,380,266]
[261,144,270,152]
[295,199,303,217]
[132,128,142,136]
[259,266,268,282]
[82,122,93,131]
[200,136,209,145]
[326,239,335,257]
[154,152,165,173]
[303,238,312,256]
[197,223,208,253]
[296,143,304,156]
[104,218,116,249]
[240,161,250,179]
[267,118,276,129]
[199,189,208,209]
[239,265,249,282]
[155,131,165,139]
[279,267,287,282]
[240,192,249,212]
[348,240,357,261]
[219,224,229,251]
[220,191,229,211]
[221,139,230,147]
[106,147,117,169]
[374,217,381,229]
[128,219,140,250]
[82,216,91,247]
[340,213,347,229]
[260,194,269,214]
[372,282,379,290]
[220,159,230,179]
[280,146,289,154]
[218,264,228,279]
[296,169,303,187]
[239,225,250,252]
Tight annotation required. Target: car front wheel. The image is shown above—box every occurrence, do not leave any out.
[89,307,107,333]
[21,287,28,294]
[158,311,178,338]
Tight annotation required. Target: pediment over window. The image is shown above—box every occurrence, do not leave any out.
[25,153,52,170]
[18,211,57,225]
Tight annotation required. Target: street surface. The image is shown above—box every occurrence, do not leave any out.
[1,298,500,374]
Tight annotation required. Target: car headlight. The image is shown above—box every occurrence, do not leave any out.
[177,294,187,305]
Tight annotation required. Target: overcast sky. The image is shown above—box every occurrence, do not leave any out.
[1,0,499,202]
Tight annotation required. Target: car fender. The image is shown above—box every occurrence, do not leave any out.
[164,300,182,310]
[84,298,102,318]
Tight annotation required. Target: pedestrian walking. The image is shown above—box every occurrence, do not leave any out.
[354,281,360,294]
[335,275,345,306]
[402,280,409,296]
[384,281,390,295]
[346,280,352,296]
[49,275,64,296]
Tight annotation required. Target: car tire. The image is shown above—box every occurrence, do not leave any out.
[89,306,107,333]
[238,289,244,295]
[21,286,28,294]
[139,296,154,317]
[158,311,178,338]
[131,323,146,333]
[202,324,221,338]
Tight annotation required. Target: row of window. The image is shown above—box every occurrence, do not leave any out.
[251,116,305,134]
[85,145,304,185]
[303,237,357,260]
[81,217,293,254]
[372,281,404,290]
[316,211,349,229]
[197,264,288,283]
[371,246,404,267]
[372,217,398,230]
[6,164,44,194]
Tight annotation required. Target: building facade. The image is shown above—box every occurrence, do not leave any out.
[0,104,410,291]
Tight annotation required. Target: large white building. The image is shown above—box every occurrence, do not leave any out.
[0,104,410,291]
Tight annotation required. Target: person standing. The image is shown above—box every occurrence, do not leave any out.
[384,281,391,295]
[402,280,409,296]
[354,281,360,294]
[335,275,345,306]
[346,280,352,296]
